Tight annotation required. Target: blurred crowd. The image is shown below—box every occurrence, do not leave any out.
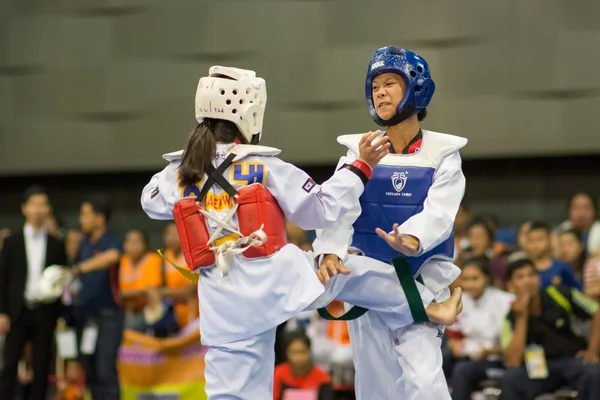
[1,187,600,400]
[442,192,600,399]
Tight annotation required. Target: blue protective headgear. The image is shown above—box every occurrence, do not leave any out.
[366,46,435,126]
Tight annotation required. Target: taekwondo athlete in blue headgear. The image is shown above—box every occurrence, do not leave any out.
[313,46,467,400]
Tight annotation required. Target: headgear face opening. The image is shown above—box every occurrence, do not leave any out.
[365,46,435,126]
[195,66,267,144]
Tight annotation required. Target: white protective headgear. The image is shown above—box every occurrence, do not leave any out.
[195,66,267,144]
[37,265,72,303]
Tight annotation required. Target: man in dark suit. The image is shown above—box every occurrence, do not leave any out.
[0,185,67,400]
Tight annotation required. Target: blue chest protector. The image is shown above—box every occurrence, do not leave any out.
[352,164,454,276]
[341,130,467,276]
[318,130,467,322]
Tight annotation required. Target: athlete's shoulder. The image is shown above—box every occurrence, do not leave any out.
[231,144,281,161]
[162,150,184,162]
[160,145,282,163]
[423,130,468,151]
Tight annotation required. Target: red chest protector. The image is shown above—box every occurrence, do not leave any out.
[172,152,287,274]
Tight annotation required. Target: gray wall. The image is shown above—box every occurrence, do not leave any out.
[1,0,600,175]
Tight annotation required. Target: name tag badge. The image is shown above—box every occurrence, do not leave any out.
[524,345,549,379]
[56,328,78,359]
[80,322,99,355]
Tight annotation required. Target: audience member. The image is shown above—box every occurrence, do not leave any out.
[558,229,587,282]
[286,220,309,248]
[46,214,67,240]
[65,229,83,264]
[71,195,123,400]
[526,221,582,289]
[584,257,600,301]
[0,228,12,253]
[274,330,334,400]
[119,229,163,332]
[515,220,533,253]
[159,223,198,329]
[501,259,600,400]
[553,192,600,256]
[463,218,511,288]
[0,186,67,400]
[454,202,471,259]
[443,256,513,400]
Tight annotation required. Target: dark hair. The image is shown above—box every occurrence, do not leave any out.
[22,185,48,204]
[560,228,583,243]
[83,194,112,224]
[506,258,535,281]
[568,191,597,214]
[179,118,247,188]
[479,212,499,230]
[517,219,532,232]
[461,255,491,278]
[528,221,550,235]
[459,201,469,212]
[125,229,149,250]
[417,108,427,121]
[284,329,312,351]
[467,217,495,243]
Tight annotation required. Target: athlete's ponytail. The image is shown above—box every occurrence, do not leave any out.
[179,118,246,187]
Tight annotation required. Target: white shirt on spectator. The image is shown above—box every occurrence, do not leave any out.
[453,286,514,360]
[24,224,47,302]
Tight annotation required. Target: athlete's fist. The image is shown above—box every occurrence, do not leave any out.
[359,131,390,169]
[317,254,350,285]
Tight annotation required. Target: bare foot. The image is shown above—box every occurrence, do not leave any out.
[425,287,463,325]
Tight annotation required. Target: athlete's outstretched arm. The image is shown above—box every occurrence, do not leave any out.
[266,133,387,231]
[312,153,360,261]
[264,156,369,231]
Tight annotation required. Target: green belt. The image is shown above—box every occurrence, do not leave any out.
[317,256,429,323]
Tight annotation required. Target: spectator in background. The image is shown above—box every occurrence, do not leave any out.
[558,229,587,282]
[119,229,163,332]
[71,196,123,400]
[46,214,67,240]
[273,330,334,400]
[516,220,533,253]
[159,223,198,330]
[463,217,511,288]
[65,229,83,265]
[286,220,309,247]
[584,258,600,302]
[454,202,471,259]
[444,256,512,400]
[554,192,600,256]
[525,221,582,289]
[463,218,495,260]
[0,186,67,400]
[0,228,12,253]
[501,259,600,400]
